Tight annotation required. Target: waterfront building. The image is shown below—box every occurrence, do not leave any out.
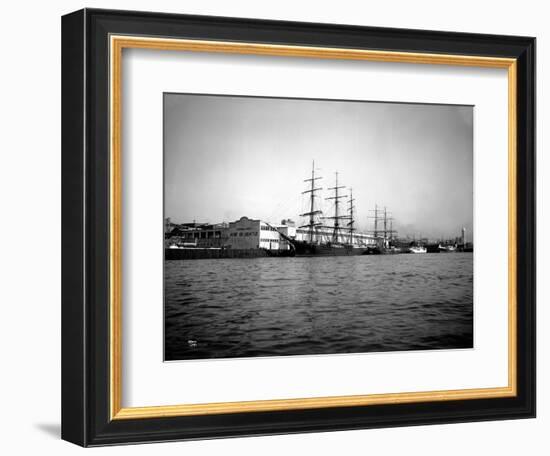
[277,219,296,251]
[166,222,228,248]
[227,216,291,250]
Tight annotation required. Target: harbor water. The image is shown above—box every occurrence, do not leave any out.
[164,253,473,361]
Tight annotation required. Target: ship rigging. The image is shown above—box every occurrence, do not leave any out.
[292,162,368,255]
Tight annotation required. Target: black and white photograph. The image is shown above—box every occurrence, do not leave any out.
[163,93,474,361]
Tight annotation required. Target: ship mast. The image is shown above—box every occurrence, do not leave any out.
[383,206,387,239]
[376,205,379,238]
[368,204,380,238]
[325,171,348,243]
[382,207,396,247]
[368,205,396,246]
[300,160,323,243]
[347,188,356,244]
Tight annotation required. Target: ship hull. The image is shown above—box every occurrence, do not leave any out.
[409,247,427,254]
[426,243,440,253]
[292,240,367,256]
[438,244,457,253]
[363,245,403,255]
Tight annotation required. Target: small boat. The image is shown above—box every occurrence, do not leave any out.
[409,245,427,254]
[438,244,457,253]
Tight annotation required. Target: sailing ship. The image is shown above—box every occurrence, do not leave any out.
[363,204,398,254]
[291,162,368,256]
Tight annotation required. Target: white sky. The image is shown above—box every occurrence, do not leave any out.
[164,94,473,240]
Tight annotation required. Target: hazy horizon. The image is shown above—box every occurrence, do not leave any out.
[164,93,473,242]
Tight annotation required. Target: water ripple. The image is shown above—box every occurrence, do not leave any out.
[164,254,473,360]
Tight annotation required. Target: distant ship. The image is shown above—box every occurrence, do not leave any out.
[291,162,368,256]
[438,243,457,253]
[409,245,427,254]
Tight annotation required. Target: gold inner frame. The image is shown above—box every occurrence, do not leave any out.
[109,35,518,420]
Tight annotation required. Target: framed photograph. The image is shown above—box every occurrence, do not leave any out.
[61,8,536,446]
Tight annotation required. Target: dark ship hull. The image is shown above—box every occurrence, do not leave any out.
[362,245,403,255]
[291,240,368,256]
[426,243,440,253]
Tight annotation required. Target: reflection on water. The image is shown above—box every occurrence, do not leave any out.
[164,254,473,361]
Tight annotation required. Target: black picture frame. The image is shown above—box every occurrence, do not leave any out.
[62,8,535,447]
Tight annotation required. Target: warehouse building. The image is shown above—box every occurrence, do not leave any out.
[227,216,294,251]
[165,221,228,248]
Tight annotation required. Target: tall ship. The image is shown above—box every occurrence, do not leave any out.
[291,162,369,256]
[363,204,399,254]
